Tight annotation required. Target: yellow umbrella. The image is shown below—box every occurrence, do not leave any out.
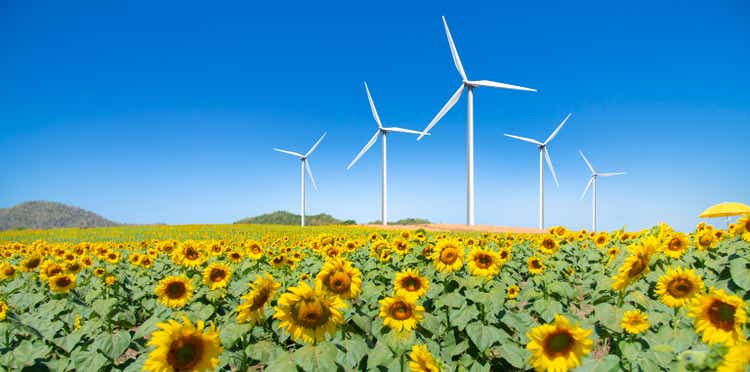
[699,202,750,218]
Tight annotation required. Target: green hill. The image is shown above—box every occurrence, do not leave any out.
[234,211,356,226]
[0,201,119,231]
[368,218,431,225]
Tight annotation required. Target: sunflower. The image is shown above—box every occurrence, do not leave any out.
[538,236,559,255]
[611,244,653,291]
[315,258,362,300]
[663,233,690,259]
[379,294,424,333]
[245,240,263,260]
[408,344,441,372]
[48,274,76,293]
[144,317,223,372]
[392,238,411,255]
[0,263,17,281]
[654,267,704,308]
[527,256,546,275]
[498,246,512,264]
[0,300,7,321]
[621,310,649,334]
[39,261,64,281]
[507,285,520,300]
[735,216,750,235]
[93,267,106,277]
[273,281,346,344]
[237,273,280,325]
[466,247,501,277]
[202,263,232,290]
[606,246,620,265]
[717,341,750,372]
[393,268,429,299]
[171,241,206,268]
[594,232,610,248]
[226,250,243,263]
[155,276,194,308]
[104,251,121,264]
[694,230,718,250]
[432,240,464,273]
[105,275,117,286]
[688,288,747,346]
[526,315,593,372]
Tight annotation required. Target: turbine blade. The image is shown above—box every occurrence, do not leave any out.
[579,150,595,173]
[598,172,627,177]
[383,127,429,136]
[468,80,536,92]
[305,160,317,191]
[544,113,572,144]
[273,148,304,158]
[364,81,382,128]
[346,130,381,170]
[544,148,559,188]
[305,132,327,157]
[580,177,594,200]
[442,16,467,80]
[418,84,465,140]
[503,133,543,146]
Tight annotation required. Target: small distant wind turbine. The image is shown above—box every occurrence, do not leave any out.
[418,16,536,226]
[273,133,326,227]
[504,113,572,230]
[347,81,428,226]
[579,150,626,232]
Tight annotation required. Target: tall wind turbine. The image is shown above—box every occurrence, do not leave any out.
[347,81,428,226]
[273,133,326,227]
[504,113,572,230]
[579,150,626,232]
[418,16,536,226]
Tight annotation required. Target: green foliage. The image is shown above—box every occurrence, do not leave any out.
[234,210,353,226]
[0,201,119,231]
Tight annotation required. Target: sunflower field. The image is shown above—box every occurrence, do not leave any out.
[0,220,749,372]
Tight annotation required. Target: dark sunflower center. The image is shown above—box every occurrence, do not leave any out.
[230,253,240,260]
[168,335,204,370]
[108,254,117,260]
[668,239,683,251]
[440,248,458,264]
[55,276,72,287]
[4,267,15,276]
[390,301,413,320]
[185,248,200,260]
[401,277,422,292]
[48,267,63,277]
[699,235,712,246]
[500,251,509,259]
[708,300,736,331]
[250,288,271,310]
[628,259,647,278]
[209,269,226,282]
[295,298,331,328]
[597,237,606,244]
[474,254,493,269]
[166,281,187,299]
[543,240,556,250]
[667,278,693,298]
[544,331,574,357]
[531,260,542,269]
[327,271,351,293]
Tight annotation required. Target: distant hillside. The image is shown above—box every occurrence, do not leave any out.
[0,201,119,231]
[234,211,356,226]
[368,218,431,225]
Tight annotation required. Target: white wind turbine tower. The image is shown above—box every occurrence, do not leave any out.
[347,81,429,226]
[418,16,536,226]
[273,133,326,227]
[504,113,572,230]
[579,150,626,232]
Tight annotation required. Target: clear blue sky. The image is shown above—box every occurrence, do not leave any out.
[1,0,748,231]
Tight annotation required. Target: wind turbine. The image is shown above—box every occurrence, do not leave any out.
[504,113,572,230]
[418,16,536,226]
[347,81,428,226]
[579,150,626,232]
[273,133,326,227]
